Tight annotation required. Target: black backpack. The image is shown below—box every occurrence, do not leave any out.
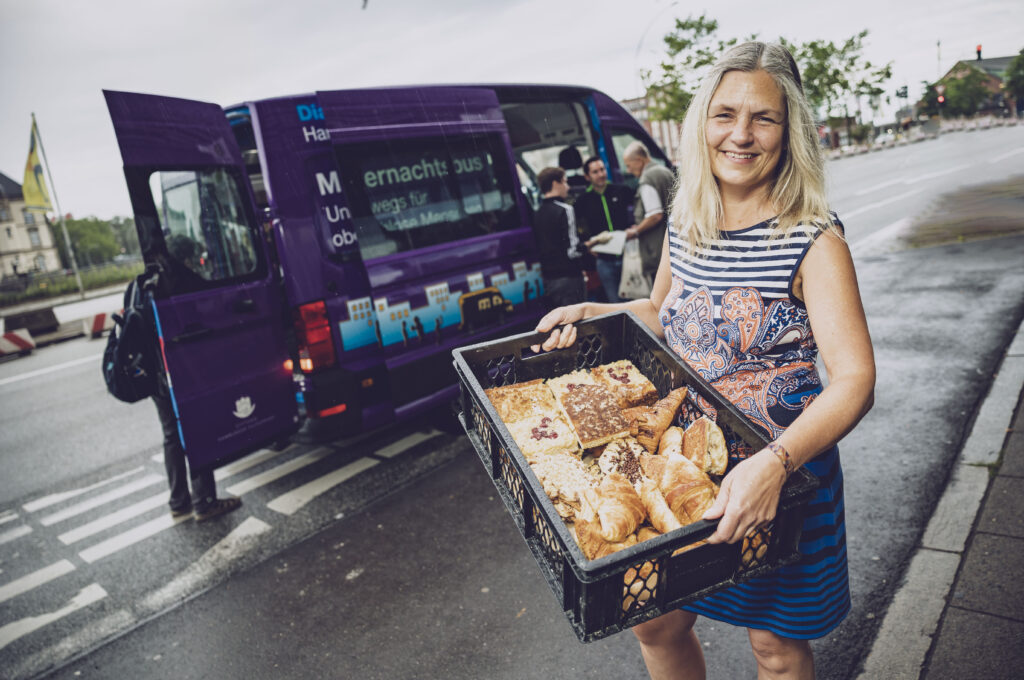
[103,273,159,403]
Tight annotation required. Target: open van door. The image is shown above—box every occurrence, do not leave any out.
[104,90,300,471]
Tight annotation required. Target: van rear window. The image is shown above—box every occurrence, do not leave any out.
[335,134,519,259]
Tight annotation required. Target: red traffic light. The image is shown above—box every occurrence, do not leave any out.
[937,95,946,104]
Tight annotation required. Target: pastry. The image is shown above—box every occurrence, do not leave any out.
[683,416,729,475]
[546,370,600,402]
[634,387,688,453]
[557,383,631,449]
[485,379,559,424]
[638,478,683,534]
[598,437,647,487]
[574,518,637,560]
[505,413,580,461]
[591,360,659,408]
[658,426,683,457]
[580,472,647,543]
[529,449,599,507]
[641,452,717,526]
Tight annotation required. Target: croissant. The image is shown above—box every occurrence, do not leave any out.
[635,387,687,453]
[658,426,683,457]
[652,453,718,526]
[574,518,638,560]
[589,472,647,543]
[638,478,682,535]
[683,416,728,475]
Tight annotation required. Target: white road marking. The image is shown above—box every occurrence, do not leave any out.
[375,429,443,459]
[0,353,104,388]
[0,583,107,651]
[267,458,379,515]
[140,517,272,612]
[0,525,33,545]
[904,163,972,184]
[78,512,191,564]
[214,445,294,481]
[0,560,76,605]
[58,493,166,545]
[841,188,925,220]
[850,217,913,255]
[225,446,332,497]
[854,178,904,196]
[0,510,19,525]
[23,467,146,513]
[988,147,1024,163]
[39,474,164,527]
[151,452,163,463]
[10,609,135,680]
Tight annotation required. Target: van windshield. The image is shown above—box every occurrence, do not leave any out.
[335,134,519,260]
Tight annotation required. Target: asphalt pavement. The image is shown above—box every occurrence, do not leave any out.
[40,230,1024,679]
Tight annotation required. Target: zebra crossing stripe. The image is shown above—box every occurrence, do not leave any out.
[58,493,166,546]
[0,560,76,605]
[0,584,107,651]
[267,457,379,515]
[225,446,333,497]
[23,467,145,513]
[78,513,191,564]
[0,525,33,546]
[375,430,443,459]
[39,474,164,527]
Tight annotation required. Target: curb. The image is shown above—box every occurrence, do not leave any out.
[856,316,1024,679]
[0,328,36,356]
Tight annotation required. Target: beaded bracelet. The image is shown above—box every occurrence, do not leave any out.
[767,441,795,478]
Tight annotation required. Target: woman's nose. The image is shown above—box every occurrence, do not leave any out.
[729,117,754,144]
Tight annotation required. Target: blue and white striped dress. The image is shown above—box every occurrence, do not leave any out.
[659,216,850,639]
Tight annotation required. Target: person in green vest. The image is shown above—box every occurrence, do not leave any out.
[623,141,676,287]
[575,156,635,302]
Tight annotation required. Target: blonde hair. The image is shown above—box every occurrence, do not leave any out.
[669,41,834,251]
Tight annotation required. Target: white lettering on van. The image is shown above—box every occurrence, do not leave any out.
[323,205,352,223]
[363,158,448,188]
[332,230,358,247]
[302,126,329,142]
[316,171,342,196]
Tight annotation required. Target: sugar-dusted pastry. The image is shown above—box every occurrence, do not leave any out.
[683,416,728,475]
[591,359,659,408]
[484,379,558,424]
[505,413,580,461]
[530,449,600,507]
[558,383,631,449]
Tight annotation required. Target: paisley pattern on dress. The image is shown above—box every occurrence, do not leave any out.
[662,217,851,639]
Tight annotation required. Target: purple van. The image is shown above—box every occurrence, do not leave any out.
[104,84,671,472]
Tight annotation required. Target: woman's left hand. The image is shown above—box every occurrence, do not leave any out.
[702,448,787,544]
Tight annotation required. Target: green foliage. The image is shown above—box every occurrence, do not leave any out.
[109,216,141,256]
[782,30,892,120]
[923,68,993,118]
[0,262,143,307]
[51,216,131,268]
[643,13,750,121]
[1003,48,1024,100]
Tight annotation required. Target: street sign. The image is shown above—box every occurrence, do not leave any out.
[936,84,946,95]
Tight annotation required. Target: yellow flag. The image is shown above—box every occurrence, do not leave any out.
[22,120,52,211]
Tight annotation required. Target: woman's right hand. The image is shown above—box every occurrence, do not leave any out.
[530,303,588,353]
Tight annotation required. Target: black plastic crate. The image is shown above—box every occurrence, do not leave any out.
[452,310,818,642]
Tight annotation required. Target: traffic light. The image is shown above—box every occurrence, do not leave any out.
[937,95,945,104]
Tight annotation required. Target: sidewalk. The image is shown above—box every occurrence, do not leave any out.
[860,320,1024,679]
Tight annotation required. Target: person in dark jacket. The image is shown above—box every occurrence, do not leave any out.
[575,156,635,302]
[533,167,585,308]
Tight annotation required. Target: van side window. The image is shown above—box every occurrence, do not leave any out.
[148,169,259,284]
[335,135,518,260]
[609,130,668,191]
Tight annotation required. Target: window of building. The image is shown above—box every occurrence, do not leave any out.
[4,227,11,239]
[334,133,519,260]
[0,204,10,221]
[28,227,41,247]
[23,210,35,225]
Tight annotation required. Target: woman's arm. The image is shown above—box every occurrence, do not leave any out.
[703,230,876,543]
[532,232,674,351]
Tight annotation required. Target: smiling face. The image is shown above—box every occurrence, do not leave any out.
[706,69,786,197]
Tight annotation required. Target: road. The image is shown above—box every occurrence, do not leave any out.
[0,123,1022,679]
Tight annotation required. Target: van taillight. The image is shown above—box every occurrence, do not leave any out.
[293,300,336,373]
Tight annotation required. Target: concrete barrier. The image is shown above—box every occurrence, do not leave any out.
[0,328,36,356]
[85,311,118,339]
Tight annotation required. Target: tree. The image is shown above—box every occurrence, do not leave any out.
[1004,48,1024,110]
[781,30,892,123]
[943,68,991,117]
[643,14,752,122]
[53,217,120,268]
[109,216,141,256]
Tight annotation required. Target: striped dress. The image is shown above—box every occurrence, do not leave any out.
[659,217,850,639]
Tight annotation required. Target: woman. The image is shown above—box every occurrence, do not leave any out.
[533,42,875,679]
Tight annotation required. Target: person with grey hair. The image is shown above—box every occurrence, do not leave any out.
[532,41,875,679]
[622,140,675,289]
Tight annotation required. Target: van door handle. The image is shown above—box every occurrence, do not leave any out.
[172,327,213,344]
[232,298,256,313]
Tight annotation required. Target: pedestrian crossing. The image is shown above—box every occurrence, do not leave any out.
[0,425,451,678]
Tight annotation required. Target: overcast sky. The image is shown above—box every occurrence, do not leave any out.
[2,0,1021,219]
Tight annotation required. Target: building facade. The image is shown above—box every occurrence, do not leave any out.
[619,96,682,165]
[0,171,61,279]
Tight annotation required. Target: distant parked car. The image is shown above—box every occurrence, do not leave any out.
[874,130,896,147]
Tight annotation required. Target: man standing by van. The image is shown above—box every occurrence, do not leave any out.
[534,167,585,308]
[575,156,634,302]
[623,141,674,285]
